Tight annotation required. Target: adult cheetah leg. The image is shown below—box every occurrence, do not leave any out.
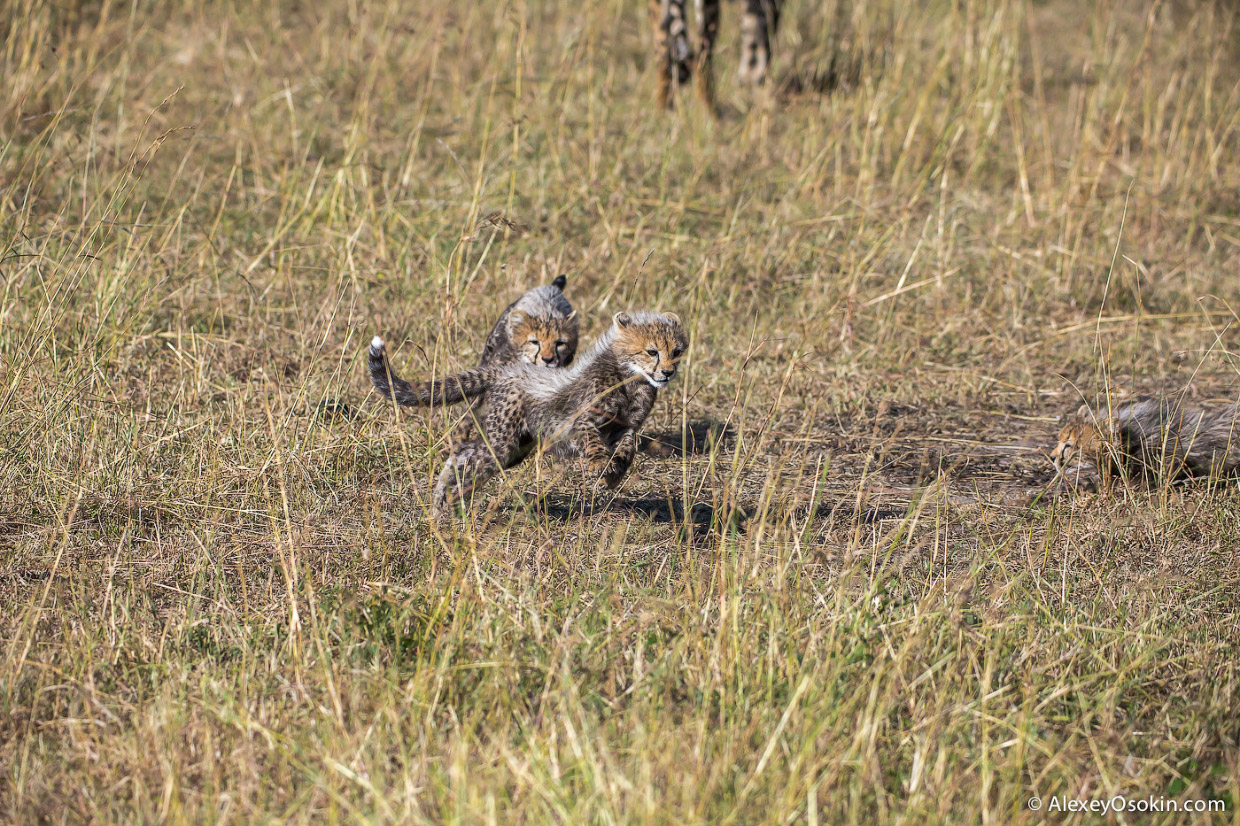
[652,0,692,108]
[693,0,720,112]
[738,0,781,88]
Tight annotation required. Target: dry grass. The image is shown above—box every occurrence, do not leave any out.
[3,0,1240,822]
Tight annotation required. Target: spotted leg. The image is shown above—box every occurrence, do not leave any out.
[433,394,525,520]
[601,428,639,489]
[693,0,720,111]
[576,419,614,486]
[652,0,693,108]
[738,0,781,88]
[449,394,487,447]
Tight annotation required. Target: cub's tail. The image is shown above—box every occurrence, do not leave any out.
[368,336,494,407]
[552,274,567,291]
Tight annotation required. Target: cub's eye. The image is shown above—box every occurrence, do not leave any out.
[555,340,567,348]
[528,338,539,345]
[671,349,682,359]
[645,348,659,358]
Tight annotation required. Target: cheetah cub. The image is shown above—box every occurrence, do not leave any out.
[1052,397,1240,488]
[369,311,688,520]
[456,274,578,442]
[481,274,578,370]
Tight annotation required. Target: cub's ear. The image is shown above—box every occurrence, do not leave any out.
[552,274,568,290]
[507,310,526,331]
[566,309,579,321]
[663,312,681,325]
[1076,403,1091,418]
[613,312,632,328]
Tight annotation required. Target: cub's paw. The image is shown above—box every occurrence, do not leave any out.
[1054,464,1101,494]
[600,462,630,490]
[431,483,462,523]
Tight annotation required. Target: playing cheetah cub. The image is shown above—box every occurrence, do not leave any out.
[479,274,577,370]
[370,311,688,519]
[455,274,578,442]
[1052,397,1240,489]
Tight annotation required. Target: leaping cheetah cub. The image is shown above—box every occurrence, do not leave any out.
[456,274,578,442]
[1052,397,1240,488]
[369,311,688,519]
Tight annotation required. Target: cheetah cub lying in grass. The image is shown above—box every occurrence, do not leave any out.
[455,274,578,442]
[1052,397,1240,489]
[370,311,688,520]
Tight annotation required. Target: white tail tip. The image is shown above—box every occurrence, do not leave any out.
[370,336,385,353]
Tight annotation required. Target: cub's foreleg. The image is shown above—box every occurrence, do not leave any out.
[575,418,614,483]
[574,414,641,490]
[601,429,639,490]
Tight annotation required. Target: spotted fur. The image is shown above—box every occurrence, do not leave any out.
[652,0,781,111]
[479,274,577,370]
[1052,397,1240,488]
[369,311,689,519]
[450,275,578,442]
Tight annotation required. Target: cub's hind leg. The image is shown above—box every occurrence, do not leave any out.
[653,0,693,108]
[449,394,487,447]
[433,392,526,520]
[738,0,781,88]
[434,440,497,521]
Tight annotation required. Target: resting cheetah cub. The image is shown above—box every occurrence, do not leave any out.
[1052,397,1240,488]
[455,275,578,442]
[370,311,688,519]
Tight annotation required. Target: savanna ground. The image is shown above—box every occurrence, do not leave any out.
[2,0,1240,822]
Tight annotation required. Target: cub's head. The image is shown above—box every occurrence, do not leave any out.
[612,311,689,389]
[508,310,579,367]
[1051,404,1105,470]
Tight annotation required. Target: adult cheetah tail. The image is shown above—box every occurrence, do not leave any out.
[552,274,567,291]
[368,336,494,407]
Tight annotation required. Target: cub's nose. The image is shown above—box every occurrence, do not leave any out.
[542,355,557,366]
[660,368,675,379]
